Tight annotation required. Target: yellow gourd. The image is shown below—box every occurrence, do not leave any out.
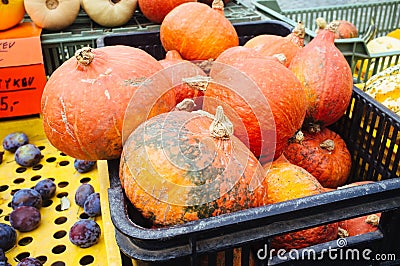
[363,64,400,115]
[357,36,400,80]
[0,0,25,31]
[387,29,400,40]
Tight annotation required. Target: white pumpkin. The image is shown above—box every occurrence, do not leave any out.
[24,0,80,30]
[81,0,137,27]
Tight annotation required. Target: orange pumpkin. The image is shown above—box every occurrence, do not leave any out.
[119,107,267,226]
[262,156,338,251]
[160,0,239,60]
[159,50,206,109]
[0,0,25,30]
[316,18,358,39]
[203,46,307,164]
[289,21,353,132]
[41,46,175,160]
[283,127,352,188]
[244,21,305,67]
[337,181,381,237]
[138,0,196,24]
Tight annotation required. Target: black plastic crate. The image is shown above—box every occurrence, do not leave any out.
[96,20,293,60]
[100,20,400,265]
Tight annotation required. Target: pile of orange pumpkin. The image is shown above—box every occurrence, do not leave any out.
[39,0,380,258]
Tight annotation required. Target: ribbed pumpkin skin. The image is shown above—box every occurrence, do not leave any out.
[41,46,174,161]
[159,50,205,107]
[120,111,267,227]
[283,128,352,188]
[263,157,338,250]
[138,0,196,24]
[160,2,239,60]
[0,0,25,30]
[203,47,307,164]
[338,181,380,236]
[334,20,358,39]
[244,23,304,67]
[289,25,353,130]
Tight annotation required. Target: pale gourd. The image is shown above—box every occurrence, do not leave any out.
[364,64,400,115]
[0,0,25,30]
[357,36,400,80]
[81,0,137,27]
[24,0,80,30]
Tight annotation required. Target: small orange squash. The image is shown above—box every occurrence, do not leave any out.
[289,21,353,132]
[283,127,352,188]
[262,156,338,251]
[119,107,267,227]
[337,181,381,237]
[0,0,25,31]
[138,0,196,24]
[244,21,305,67]
[160,0,239,60]
[41,46,175,161]
[203,46,307,164]
[315,18,358,39]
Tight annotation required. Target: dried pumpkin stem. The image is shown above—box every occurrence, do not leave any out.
[46,0,59,10]
[327,21,340,33]
[212,0,224,11]
[210,106,233,139]
[293,21,306,39]
[320,139,334,151]
[337,227,349,238]
[175,98,195,112]
[315,17,327,30]
[289,130,304,143]
[365,214,380,226]
[75,47,95,66]
[272,54,287,65]
[182,76,212,92]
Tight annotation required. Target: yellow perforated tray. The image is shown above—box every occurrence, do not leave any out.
[0,116,121,266]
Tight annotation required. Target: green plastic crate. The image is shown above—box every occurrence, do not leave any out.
[32,1,263,76]
[253,0,400,83]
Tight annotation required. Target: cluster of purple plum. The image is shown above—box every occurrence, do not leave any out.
[1,132,42,167]
[69,183,102,248]
[0,178,57,265]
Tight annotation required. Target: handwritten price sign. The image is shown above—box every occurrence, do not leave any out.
[0,64,46,118]
[0,22,46,118]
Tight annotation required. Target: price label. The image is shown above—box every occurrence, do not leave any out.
[0,22,43,68]
[0,22,46,118]
[0,64,47,118]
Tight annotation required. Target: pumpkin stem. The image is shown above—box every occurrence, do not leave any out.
[272,53,287,65]
[75,47,95,66]
[212,0,224,15]
[320,139,334,151]
[45,0,59,10]
[337,227,349,238]
[288,21,306,47]
[210,106,233,139]
[365,214,380,226]
[290,130,304,143]
[327,21,340,34]
[165,50,183,60]
[315,17,327,34]
[182,75,212,92]
[306,123,321,133]
[2,0,9,4]
[175,98,195,112]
